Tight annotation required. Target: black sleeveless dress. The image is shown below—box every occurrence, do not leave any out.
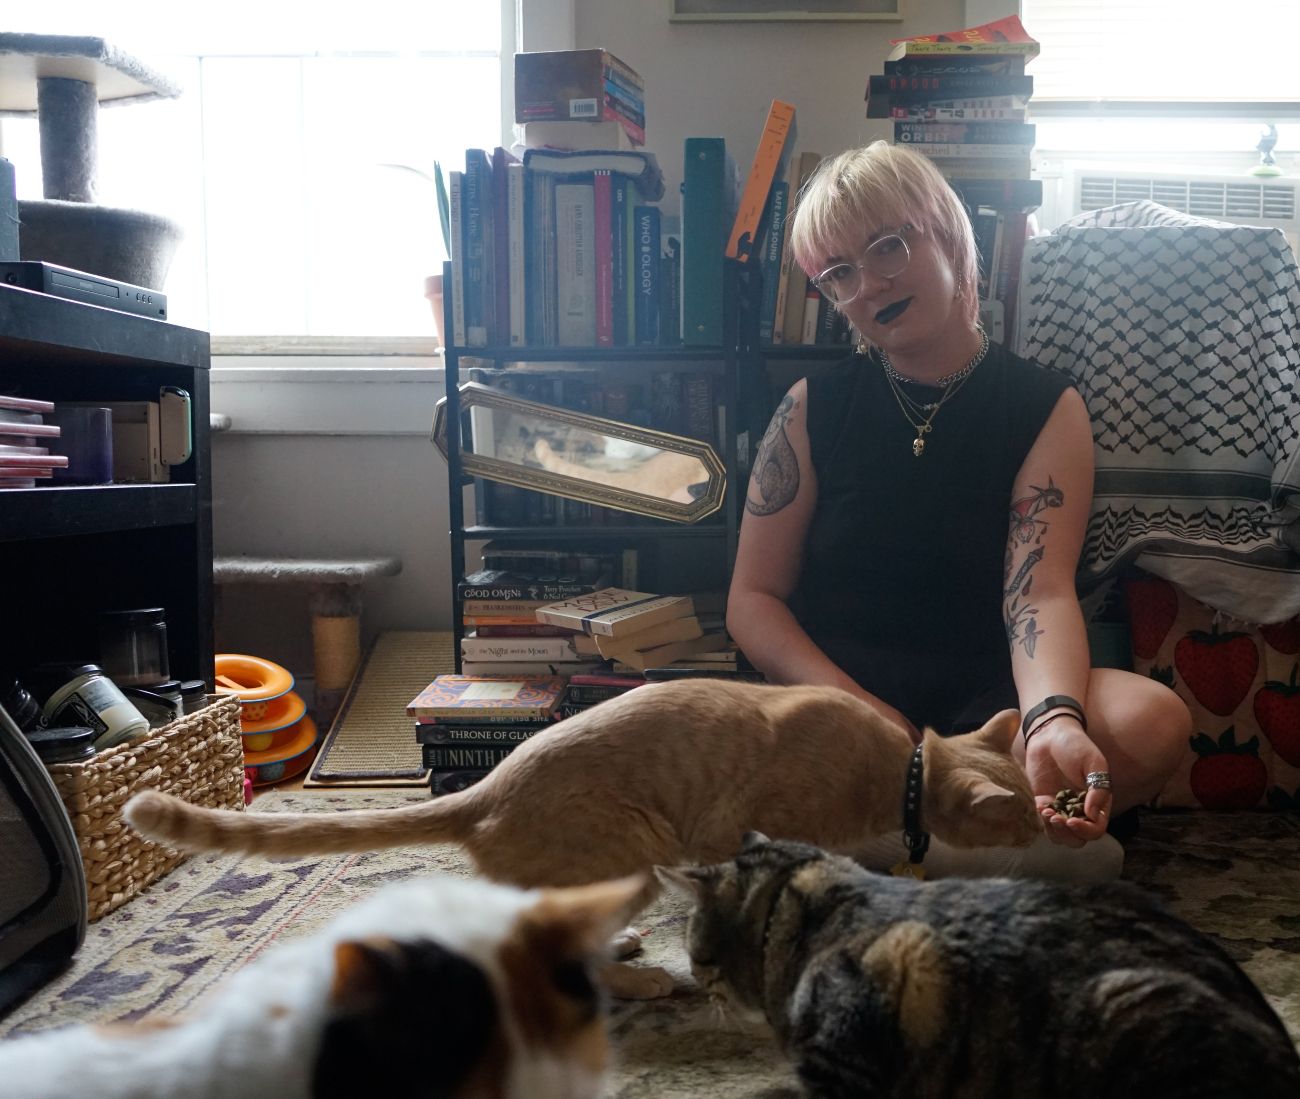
[793,342,1072,733]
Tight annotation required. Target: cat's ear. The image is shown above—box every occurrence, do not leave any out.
[973,708,1022,753]
[329,937,403,1011]
[654,864,712,899]
[967,780,1020,807]
[533,875,648,953]
[741,830,771,852]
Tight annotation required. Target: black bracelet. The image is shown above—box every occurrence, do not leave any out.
[1023,710,1086,747]
[1021,694,1087,740]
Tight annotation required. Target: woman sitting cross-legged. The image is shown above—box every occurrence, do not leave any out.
[726,141,1191,880]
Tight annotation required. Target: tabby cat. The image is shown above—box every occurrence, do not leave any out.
[0,871,644,1099]
[661,834,1300,1098]
[125,680,1041,998]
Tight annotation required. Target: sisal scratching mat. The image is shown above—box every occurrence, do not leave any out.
[305,631,454,787]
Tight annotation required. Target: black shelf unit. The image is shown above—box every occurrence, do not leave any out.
[441,259,757,671]
[0,283,214,687]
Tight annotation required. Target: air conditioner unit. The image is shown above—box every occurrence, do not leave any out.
[1067,167,1299,254]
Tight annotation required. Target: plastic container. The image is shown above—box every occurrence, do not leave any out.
[39,664,150,750]
[180,680,208,714]
[26,726,97,764]
[98,608,170,687]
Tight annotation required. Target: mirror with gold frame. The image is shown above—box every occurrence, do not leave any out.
[432,381,727,524]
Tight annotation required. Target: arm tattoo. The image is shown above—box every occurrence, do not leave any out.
[746,395,800,516]
[1003,477,1064,659]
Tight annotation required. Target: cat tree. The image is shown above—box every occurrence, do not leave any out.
[0,33,183,287]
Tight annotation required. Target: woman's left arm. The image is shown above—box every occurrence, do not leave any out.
[1003,387,1111,846]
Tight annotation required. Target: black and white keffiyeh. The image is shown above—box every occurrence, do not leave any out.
[1014,201,1300,623]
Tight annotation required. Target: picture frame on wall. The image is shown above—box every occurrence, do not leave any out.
[670,0,901,21]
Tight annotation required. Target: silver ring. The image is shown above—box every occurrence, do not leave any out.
[1085,771,1113,791]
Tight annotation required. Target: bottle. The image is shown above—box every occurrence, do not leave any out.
[98,608,171,687]
[1,677,47,735]
[179,680,208,714]
[25,726,97,765]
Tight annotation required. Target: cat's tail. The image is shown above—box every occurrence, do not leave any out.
[123,789,472,857]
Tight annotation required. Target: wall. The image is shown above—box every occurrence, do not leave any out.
[569,1,970,215]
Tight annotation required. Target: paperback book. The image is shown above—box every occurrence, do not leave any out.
[430,770,491,796]
[416,722,552,746]
[406,675,567,721]
[534,587,694,638]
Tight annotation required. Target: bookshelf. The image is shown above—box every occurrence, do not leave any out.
[0,284,214,685]
[440,256,767,670]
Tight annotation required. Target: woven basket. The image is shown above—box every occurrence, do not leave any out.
[46,693,244,921]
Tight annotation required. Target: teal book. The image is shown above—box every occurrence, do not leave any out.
[680,137,736,346]
[756,179,788,344]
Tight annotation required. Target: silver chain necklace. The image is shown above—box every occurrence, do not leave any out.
[877,328,990,457]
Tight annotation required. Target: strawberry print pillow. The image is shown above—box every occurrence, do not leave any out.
[1125,573,1300,810]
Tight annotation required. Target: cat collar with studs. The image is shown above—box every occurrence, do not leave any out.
[901,743,930,867]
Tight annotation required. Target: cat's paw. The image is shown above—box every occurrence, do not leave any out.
[609,925,643,958]
[602,961,675,1000]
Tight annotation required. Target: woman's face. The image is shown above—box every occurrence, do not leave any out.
[817,220,964,358]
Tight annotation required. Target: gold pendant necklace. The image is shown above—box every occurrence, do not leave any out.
[879,329,988,457]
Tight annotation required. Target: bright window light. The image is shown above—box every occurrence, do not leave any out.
[0,6,502,337]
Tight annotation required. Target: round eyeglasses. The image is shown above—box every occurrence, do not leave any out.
[811,227,912,306]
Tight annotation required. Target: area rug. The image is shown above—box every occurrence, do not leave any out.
[1,791,1296,1096]
[305,630,455,787]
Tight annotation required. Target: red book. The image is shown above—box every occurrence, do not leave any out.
[592,169,614,346]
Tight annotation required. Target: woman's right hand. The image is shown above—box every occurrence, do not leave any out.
[1023,718,1113,847]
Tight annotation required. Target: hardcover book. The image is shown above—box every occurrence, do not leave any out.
[430,770,491,796]
[521,147,665,202]
[406,675,566,721]
[458,569,610,602]
[535,587,695,638]
[422,745,519,770]
[416,723,553,746]
[515,49,646,123]
[680,136,737,345]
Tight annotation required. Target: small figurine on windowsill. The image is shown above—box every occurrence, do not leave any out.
[1252,122,1282,177]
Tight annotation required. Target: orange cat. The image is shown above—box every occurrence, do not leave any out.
[125,680,1039,998]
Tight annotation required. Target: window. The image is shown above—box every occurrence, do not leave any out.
[1,6,503,337]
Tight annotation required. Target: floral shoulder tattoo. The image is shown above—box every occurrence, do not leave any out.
[1003,477,1064,659]
[746,395,800,516]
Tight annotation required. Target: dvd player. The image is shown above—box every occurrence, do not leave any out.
[0,260,167,320]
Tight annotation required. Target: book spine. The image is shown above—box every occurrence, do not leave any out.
[417,723,549,745]
[800,287,820,345]
[507,162,527,346]
[461,599,550,616]
[869,74,1032,97]
[430,770,491,796]
[449,171,467,347]
[491,147,515,346]
[683,374,715,443]
[681,137,730,345]
[460,660,605,677]
[890,104,1028,121]
[459,579,607,600]
[757,180,788,344]
[472,623,584,638]
[905,142,1033,159]
[422,745,518,769]
[463,149,490,346]
[592,170,614,347]
[634,204,660,343]
[564,684,639,703]
[460,637,590,661]
[417,711,549,726]
[926,158,1032,179]
[726,99,797,263]
[883,57,1025,76]
[660,232,680,347]
[611,176,631,346]
[555,180,597,346]
[894,122,1035,145]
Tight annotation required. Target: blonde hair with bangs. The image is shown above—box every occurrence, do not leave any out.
[789,141,980,329]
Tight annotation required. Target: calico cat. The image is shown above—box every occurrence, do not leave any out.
[124,680,1042,998]
[660,834,1300,1099]
[0,871,644,1099]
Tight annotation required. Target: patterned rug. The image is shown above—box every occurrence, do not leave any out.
[0,791,1296,1095]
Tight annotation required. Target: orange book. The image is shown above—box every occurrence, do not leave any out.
[887,15,1040,60]
[726,99,797,264]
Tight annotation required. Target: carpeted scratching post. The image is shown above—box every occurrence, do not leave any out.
[0,33,184,287]
[213,556,403,730]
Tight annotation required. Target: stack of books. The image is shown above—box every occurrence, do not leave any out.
[0,395,67,487]
[514,48,646,152]
[458,566,612,677]
[868,14,1043,343]
[408,673,566,796]
[558,672,647,718]
[533,586,730,674]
